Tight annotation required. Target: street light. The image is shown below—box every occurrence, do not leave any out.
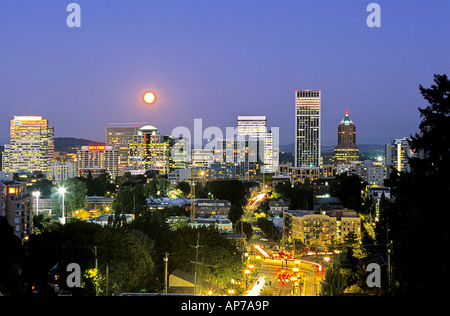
[58,187,67,225]
[32,191,40,215]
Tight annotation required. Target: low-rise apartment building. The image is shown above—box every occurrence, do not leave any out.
[284,209,361,245]
[0,180,33,239]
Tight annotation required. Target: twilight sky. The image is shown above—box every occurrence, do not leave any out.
[1,0,449,147]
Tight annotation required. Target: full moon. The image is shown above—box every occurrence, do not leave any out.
[143,91,156,104]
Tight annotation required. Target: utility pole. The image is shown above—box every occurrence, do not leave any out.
[386,219,391,294]
[241,218,244,254]
[105,265,109,296]
[94,246,98,296]
[282,211,286,254]
[164,252,169,293]
[193,233,200,296]
[189,169,196,224]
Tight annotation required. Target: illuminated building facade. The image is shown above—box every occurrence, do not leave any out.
[334,110,359,165]
[106,125,139,172]
[385,137,412,175]
[170,137,190,169]
[1,180,33,239]
[76,145,119,178]
[295,90,321,167]
[284,209,361,245]
[191,148,214,168]
[51,161,76,184]
[215,137,260,180]
[236,116,278,173]
[2,116,54,178]
[128,125,171,174]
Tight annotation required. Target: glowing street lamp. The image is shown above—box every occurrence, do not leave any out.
[58,187,67,225]
[32,191,41,215]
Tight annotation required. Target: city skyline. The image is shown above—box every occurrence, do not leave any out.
[2,1,449,146]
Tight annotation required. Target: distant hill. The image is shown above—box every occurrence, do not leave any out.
[55,137,104,153]
[2,139,385,162]
[279,142,385,164]
[279,143,385,154]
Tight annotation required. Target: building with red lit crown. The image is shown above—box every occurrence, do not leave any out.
[334,110,359,165]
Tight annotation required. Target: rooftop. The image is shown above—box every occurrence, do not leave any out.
[340,111,354,126]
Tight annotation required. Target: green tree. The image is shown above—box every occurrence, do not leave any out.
[273,181,292,199]
[167,226,243,288]
[290,179,314,210]
[228,203,244,225]
[234,220,253,241]
[128,210,171,290]
[0,217,25,295]
[112,184,147,217]
[410,74,450,175]
[319,259,347,296]
[380,74,450,295]
[51,178,87,217]
[27,179,53,199]
[176,181,191,197]
[329,173,366,212]
[143,175,171,198]
[256,217,279,241]
[93,226,155,295]
[205,180,257,207]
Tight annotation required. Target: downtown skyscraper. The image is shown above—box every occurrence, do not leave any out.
[2,116,54,177]
[236,116,278,173]
[106,124,139,172]
[295,90,321,167]
[334,110,359,165]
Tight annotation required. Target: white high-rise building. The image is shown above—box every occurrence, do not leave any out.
[295,90,321,167]
[385,138,412,175]
[236,116,278,173]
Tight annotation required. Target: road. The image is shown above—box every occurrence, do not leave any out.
[253,258,322,296]
[242,190,323,296]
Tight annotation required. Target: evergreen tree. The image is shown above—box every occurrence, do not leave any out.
[382,74,450,294]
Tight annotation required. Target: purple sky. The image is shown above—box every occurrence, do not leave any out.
[1,0,449,147]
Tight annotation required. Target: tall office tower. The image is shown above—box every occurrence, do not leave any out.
[334,110,359,165]
[237,116,268,139]
[2,116,54,177]
[385,138,412,175]
[106,125,139,172]
[295,90,321,167]
[170,137,190,169]
[128,125,170,174]
[236,116,278,173]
